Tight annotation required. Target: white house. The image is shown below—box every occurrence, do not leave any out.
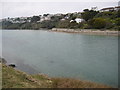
[55,13,62,16]
[115,6,120,11]
[38,15,51,22]
[100,7,114,12]
[70,18,84,23]
[75,18,84,23]
[61,18,66,21]
[91,6,98,11]
[70,20,74,23]
[64,16,69,19]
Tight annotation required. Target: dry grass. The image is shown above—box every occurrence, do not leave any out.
[51,77,111,88]
[2,64,112,88]
[2,64,52,88]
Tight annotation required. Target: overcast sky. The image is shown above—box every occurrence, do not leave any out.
[0,0,119,19]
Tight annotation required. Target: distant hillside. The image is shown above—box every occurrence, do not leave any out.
[1,8,120,30]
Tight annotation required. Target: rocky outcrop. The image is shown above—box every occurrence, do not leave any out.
[8,64,16,68]
[0,57,16,68]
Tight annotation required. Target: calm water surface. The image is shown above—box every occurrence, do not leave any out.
[1,30,118,87]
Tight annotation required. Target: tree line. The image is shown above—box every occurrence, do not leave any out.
[1,9,120,30]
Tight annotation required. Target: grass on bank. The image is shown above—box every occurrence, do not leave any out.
[2,64,111,88]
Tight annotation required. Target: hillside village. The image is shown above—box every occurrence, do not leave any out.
[1,12,83,24]
[1,5,120,30]
[1,6,120,24]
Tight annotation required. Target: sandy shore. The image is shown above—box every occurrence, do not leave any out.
[50,28,119,36]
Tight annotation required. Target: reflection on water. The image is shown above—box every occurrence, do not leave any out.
[1,30,118,87]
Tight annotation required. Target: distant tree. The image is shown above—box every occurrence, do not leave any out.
[43,14,50,17]
[77,22,86,29]
[7,23,21,29]
[57,20,70,28]
[95,11,115,19]
[117,10,120,18]
[88,18,107,29]
[115,18,120,26]
[31,16,40,22]
[69,13,76,20]
[51,16,63,22]
[81,9,99,21]
[2,21,13,27]
[83,9,89,12]
[40,20,56,29]
[20,22,32,29]
[69,21,78,29]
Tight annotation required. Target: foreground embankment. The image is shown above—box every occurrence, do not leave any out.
[2,63,112,88]
[51,28,119,36]
[0,57,111,88]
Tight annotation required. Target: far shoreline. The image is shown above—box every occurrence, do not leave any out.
[2,28,119,36]
[49,28,119,36]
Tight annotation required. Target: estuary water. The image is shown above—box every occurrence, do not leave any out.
[1,30,118,87]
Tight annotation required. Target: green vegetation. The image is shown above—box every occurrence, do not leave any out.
[2,64,52,88]
[2,64,111,88]
[1,9,120,30]
[88,18,107,29]
[81,9,99,21]
[31,16,40,22]
[81,9,120,30]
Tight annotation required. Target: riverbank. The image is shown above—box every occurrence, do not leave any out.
[2,64,112,88]
[50,28,119,36]
[0,57,111,88]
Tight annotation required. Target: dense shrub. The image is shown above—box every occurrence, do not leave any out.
[115,18,120,26]
[81,9,99,21]
[88,18,107,29]
[57,20,70,28]
[31,16,40,22]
